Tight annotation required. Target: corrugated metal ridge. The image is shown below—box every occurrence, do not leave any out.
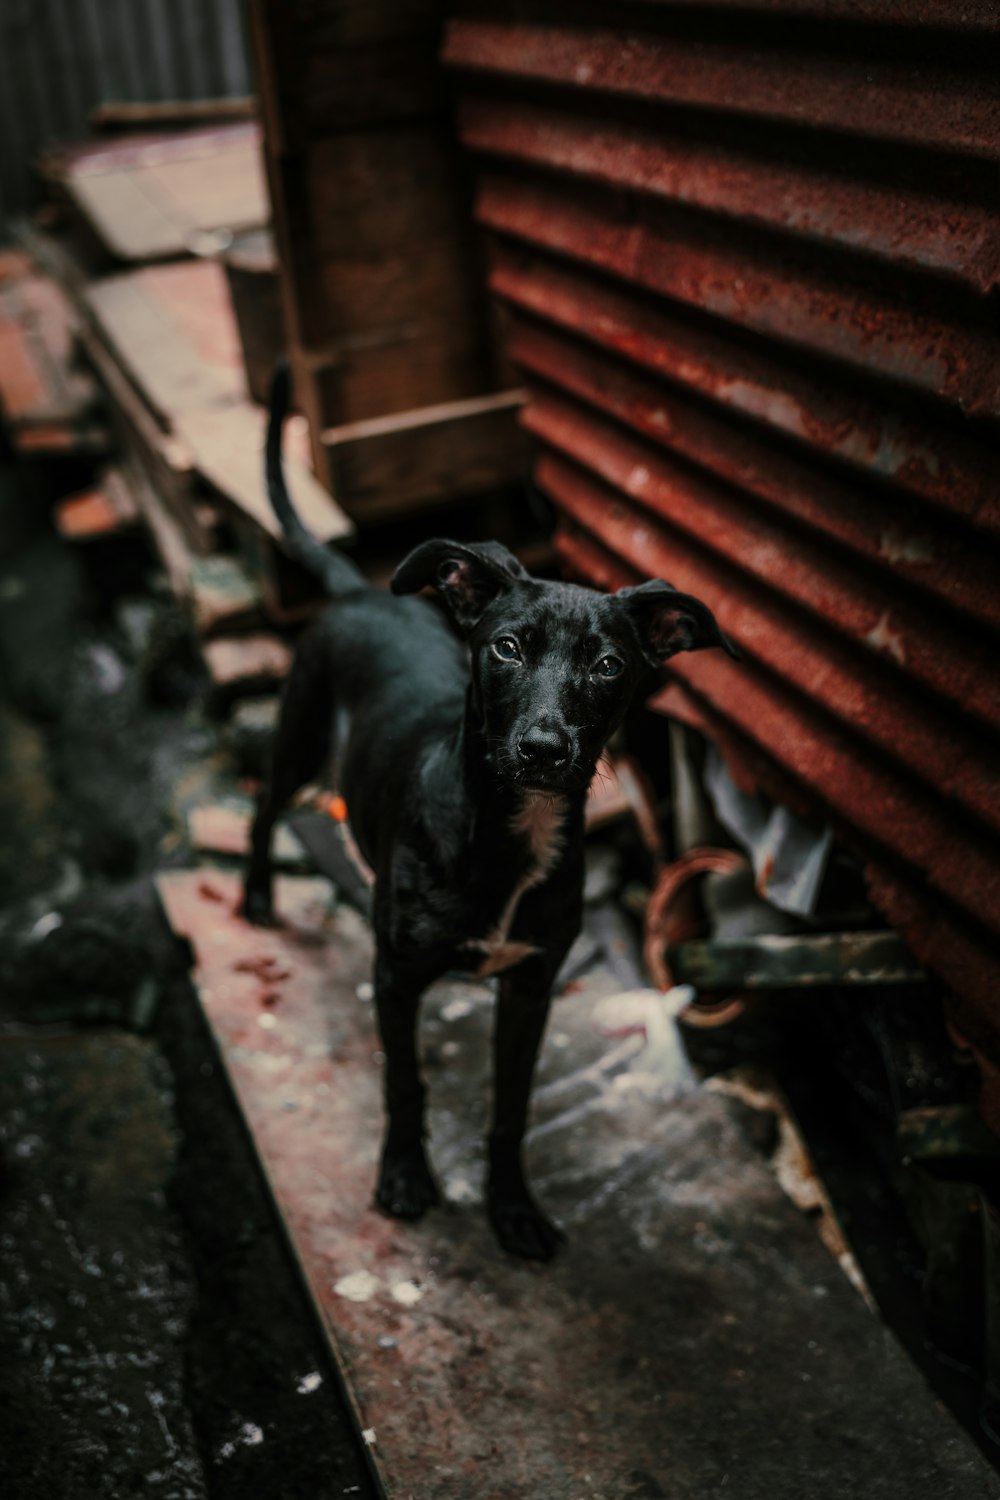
[861,868,1000,1057]
[546,506,1000,938]
[538,447,999,837]
[628,0,1000,28]
[507,317,998,626]
[526,397,999,730]
[444,6,1000,1045]
[476,173,1000,419]
[443,20,1000,161]
[488,250,999,535]
[553,520,1000,1025]
[460,98,1000,294]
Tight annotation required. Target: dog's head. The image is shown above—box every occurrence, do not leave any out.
[392,540,738,794]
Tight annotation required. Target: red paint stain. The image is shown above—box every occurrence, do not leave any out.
[234,955,292,984]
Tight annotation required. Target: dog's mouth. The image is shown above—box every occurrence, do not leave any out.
[494,750,587,797]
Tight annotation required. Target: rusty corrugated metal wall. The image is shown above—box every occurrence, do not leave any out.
[0,0,253,229]
[443,3,1000,1057]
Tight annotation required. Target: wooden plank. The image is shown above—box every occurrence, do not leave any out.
[84,260,351,547]
[85,264,246,425]
[669,930,925,991]
[222,228,284,405]
[249,0,516,501]
[0,271,96,430]
[68,172,188,264]
[90,97,257,130]
[322,389,528,517]
[125,456,196,600]
[178,403,352,544]
[0,308,49,419]
[309,328,491,427]
[49,122,268,262]
[201,633,293,694]
[78,326,212,556]
[55,468,139,541]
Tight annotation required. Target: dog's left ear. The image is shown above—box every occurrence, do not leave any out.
[391,539,528,632]
[616,579,741,665]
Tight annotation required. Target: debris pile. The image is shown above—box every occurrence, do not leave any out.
[0,119,349,711]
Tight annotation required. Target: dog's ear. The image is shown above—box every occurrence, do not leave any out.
[391,539,528,631]
[616,579,740,665]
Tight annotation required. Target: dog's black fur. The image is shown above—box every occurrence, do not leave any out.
[244,365,738,1259]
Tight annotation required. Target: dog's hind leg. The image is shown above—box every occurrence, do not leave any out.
[243,639,334,926]
[373,952,441,1221]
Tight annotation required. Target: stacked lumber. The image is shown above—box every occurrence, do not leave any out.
[9,94,546,705]
[0,250,106,459]
[8,118,353,708]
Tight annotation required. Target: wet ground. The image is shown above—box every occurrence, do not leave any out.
[0,457,376,1497]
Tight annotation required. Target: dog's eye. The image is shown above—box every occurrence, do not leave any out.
[492,637,521,662]
[595,655,623,679]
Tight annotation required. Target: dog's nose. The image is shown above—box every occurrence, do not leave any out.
[518,723,571,767]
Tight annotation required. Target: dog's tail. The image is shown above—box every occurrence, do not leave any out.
[266,360,365,597]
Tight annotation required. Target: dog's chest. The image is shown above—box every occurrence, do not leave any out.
[460,794,566,978]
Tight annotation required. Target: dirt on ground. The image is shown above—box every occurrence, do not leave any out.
[0,456,376,1498]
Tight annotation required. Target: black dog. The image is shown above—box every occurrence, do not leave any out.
[244,367,738,1259]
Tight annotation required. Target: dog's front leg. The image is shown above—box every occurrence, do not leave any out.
[488,967,565,1261]
[373,955,440,1221]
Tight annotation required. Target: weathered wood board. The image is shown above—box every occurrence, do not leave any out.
[85,260,351,545]
[45,123,269,262]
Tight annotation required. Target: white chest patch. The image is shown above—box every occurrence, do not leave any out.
[461,793,568,978]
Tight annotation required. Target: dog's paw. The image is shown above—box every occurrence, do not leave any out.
[376,1153,440,1221]
[489,1193,566,1261]
[240,887,276,928]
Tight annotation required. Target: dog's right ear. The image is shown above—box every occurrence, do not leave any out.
[391,539,528,632]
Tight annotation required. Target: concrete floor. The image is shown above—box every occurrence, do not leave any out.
[160,871,999,1500]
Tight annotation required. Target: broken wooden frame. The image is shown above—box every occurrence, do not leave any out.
[670,930,926,993]
[249,0,528,520]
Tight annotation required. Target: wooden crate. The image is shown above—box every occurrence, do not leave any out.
[249,0,525,521]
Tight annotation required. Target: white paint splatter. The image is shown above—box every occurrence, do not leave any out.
[389,1280,423,1307]
[333,1269,380,1302]
[362,1427,377,1447]
[217,1421,264,1461]
[445,1173,479,1205]
[865,610,907,664]
[441,996,473,1022]
[29,912,63,942]
[297,1371,322,1394]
